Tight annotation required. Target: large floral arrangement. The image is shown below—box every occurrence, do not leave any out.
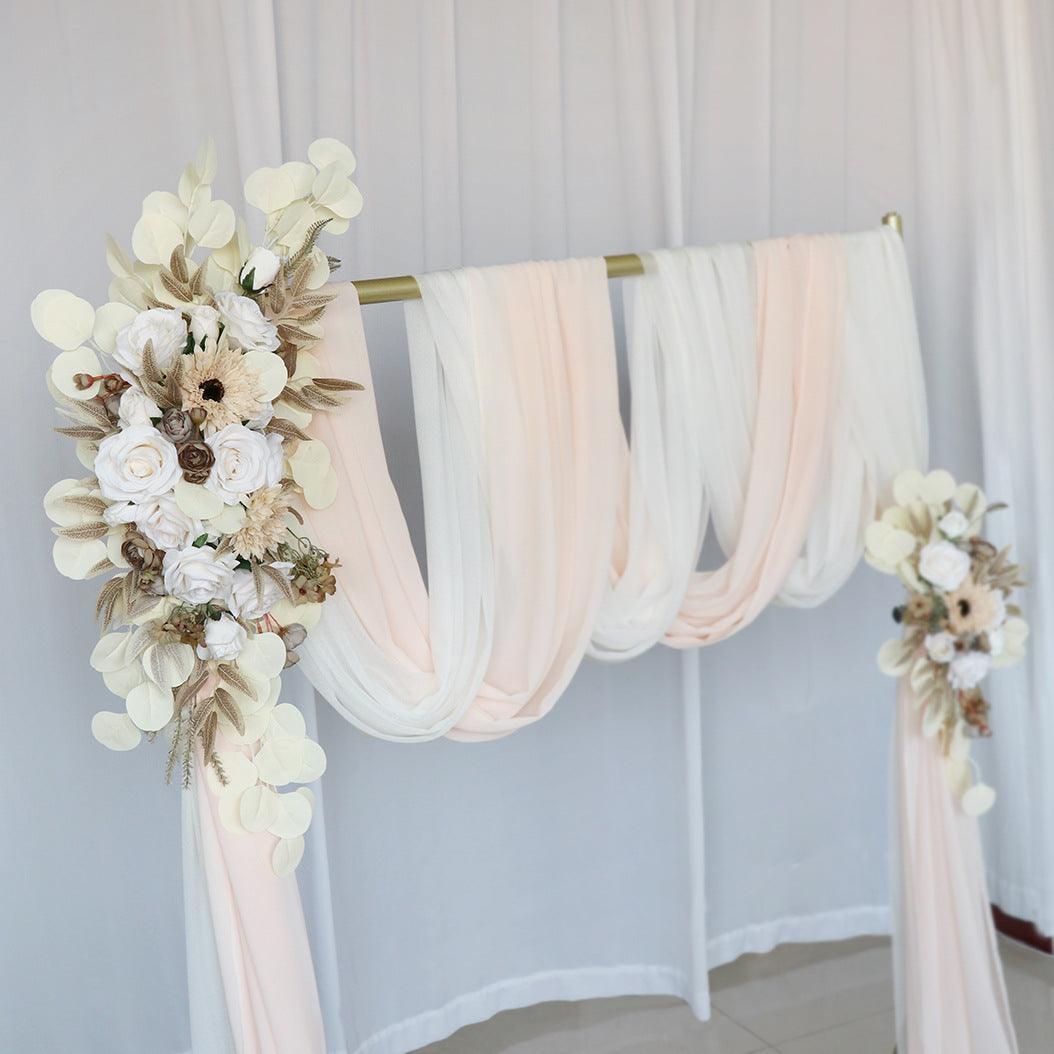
[38,139,363,874]
[866,469,1028,815]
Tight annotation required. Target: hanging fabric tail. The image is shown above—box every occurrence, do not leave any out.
[892,676,1018,1053]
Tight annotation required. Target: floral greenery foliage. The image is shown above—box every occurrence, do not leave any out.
[37,139,363,874]
[867,469,1029,816]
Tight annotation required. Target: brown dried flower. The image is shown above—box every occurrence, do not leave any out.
[905,594,934,623]
[158,408,196,444]
[122,532,163,573]
[178,440,215,484]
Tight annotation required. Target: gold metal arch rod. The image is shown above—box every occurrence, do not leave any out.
[350,213,903,306]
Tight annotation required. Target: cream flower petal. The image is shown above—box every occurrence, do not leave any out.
[961,783,996,816]
[280,161,316,198]
[51,347,102,400]
[91,711,142,752]
[142,642,196,688]
[268,703,306,740]
[132,213,183,265]
[206,751,258,796]
[892,468,925,507]
[240,784,280,832]
[272,836,305,876]
[219,793,247,834]
[54,536,107,580]
[93,302,138,354]
[31,289,96,350]
[103,662,146,700]
[189,199,236,249]
[253,737,304,787]
[243,350,288,401]
[294,740,327,783]
[174,480,224,521]
[126,681,174,732]
[307,137,356,173]
[267,791,312,839]
[270,599,322,630]
[244,167,298,214]
[918,469,956,506]
[302,467,339,510]
[237,632,287,680]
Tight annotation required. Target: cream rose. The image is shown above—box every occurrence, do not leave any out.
[196,616,247,661]
[204,423,284,504]
[949,650,991,691]
[214,291,280,353]
[103,493,202,551]
[226,562,292,620]
[918,541,970,593]
[117,386,162,428]
[95,425,181,504]
[162,545,238,604]
[924,631,957,664]
[240,247,281,293]
[113,308,187,375]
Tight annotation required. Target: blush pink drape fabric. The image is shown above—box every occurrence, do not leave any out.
[665,236,846,646]
[195,736,326,1054]
[893,677,1019,1053]
[302,259,621,742]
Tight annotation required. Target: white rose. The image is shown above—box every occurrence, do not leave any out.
[196,616,248,661]
[117,386,161,428]
[226,563,292,620]
[205,423,284,504]
[240,247,281,293]
[162,545,238,604]
[133,494,203,551]
[990,591,1007,629]
[925,631,957,664]
[113,308,187,375]
[948,650,991,691]
[214,291,280,353]
[938,510,969,539]
[918,541,971,593]
[95,425,181,504]
[187,304,220,347]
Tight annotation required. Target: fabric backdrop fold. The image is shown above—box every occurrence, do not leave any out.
[893,676,1018,1053]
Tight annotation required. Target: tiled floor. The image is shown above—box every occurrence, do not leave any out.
[415,935,1054,1053]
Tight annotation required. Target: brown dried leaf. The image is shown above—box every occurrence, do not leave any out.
[169,245,189,284]
[95,575,125,623]
[259,562,296,602]
[265,418,311,442]
[54,425,108,441]
[214,687,245,736]
[160,269,193,303]
[55,521,108,541]
[311,377,364,392]
[200,710,218,759]
[217,663,255,699]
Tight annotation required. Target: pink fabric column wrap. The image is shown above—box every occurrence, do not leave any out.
[893,677,1018,1053]
[665,235,845,645]
[195,730,326,1054]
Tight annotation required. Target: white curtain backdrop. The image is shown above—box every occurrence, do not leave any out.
[3,2,1052,1053]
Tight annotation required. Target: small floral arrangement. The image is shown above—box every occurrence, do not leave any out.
[38,138,363,873]
[866,469,1028,815]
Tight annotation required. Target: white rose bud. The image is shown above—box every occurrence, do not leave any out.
[938,510,970,539]
[214,291,280,353]
[918,540,971,593]
[196,616,248,661]
[204,423,284,504]
[240,247,281,293]
[948,650,992,691]
[924,631,957,664]
[187,304,221,347]
[162,545,238,604]
[113,308,188,375]
[117,386,162,428]
[95,425,181,504]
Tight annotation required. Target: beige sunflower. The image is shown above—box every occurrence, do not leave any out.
[180,335,266,433]
[946,577,1001,637]
[230,485,296,560]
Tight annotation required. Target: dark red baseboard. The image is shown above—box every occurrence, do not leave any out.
[993,904,1053,955]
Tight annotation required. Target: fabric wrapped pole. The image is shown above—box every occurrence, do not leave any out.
[298,259,620,741]
[186,728,326,1054]
[892,676,1018,1053]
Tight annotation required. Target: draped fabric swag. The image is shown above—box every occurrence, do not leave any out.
[186,225,928,1052]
